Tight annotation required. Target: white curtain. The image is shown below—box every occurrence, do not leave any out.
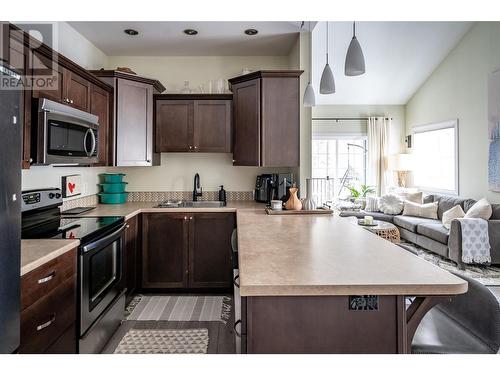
[367,117,390,196]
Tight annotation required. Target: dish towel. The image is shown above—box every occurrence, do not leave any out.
[457,218,491,264]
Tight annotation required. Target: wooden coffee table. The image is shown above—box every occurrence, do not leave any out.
[360,220,400,243]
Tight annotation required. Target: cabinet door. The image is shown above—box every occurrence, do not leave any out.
[116,79,154,166]
[31,50,64,103]
[232,79,261,166]
[189,213,235,289]
[124,216,139,297]
[261,77,300,167]
[155,100,194,152]
[90,84,110,166]
[64,68,90,111]
[194,100,231,152]
[142,213,189,289]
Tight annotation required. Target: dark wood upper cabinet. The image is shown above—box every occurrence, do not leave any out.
[64,68,91,111]
[229,70,303,167]
[155,100,194,152]
[31,50,64,103]
[194,100,232,152]
[91,70,165,167]
[142,213,189,289]
[90,84,110,166]
[154,94,232,153]
[189,213,234,289]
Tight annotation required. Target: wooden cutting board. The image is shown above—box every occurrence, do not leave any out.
[265,207,333,215]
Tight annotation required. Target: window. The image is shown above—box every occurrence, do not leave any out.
[312,135,367,198]
[412,120,458,194]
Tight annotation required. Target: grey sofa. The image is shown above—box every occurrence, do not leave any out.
[339,194,500,266]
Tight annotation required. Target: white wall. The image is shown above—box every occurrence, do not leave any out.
[406,22,500,203]
[21,22,110,199]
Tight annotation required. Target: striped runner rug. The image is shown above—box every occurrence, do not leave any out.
[126,295,231,324]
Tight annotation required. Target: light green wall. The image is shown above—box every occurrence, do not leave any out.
[406,22,500,202]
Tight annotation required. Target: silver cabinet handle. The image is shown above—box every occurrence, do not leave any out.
[184,216,188,220]
[234,319,242,337]
[189,146,193,150]
[194,146,197,150]
[38,271,56,284]
[189,217,193,220]
[70,99,74,104]
[37,314,56,331]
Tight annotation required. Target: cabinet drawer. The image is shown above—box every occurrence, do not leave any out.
[21,248,76,310]
[19,275,76,354]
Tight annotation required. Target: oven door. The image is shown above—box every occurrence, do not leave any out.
[80,224,126,336]
[39,111,99,165]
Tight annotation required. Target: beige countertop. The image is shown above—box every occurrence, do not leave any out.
[24,200,467,297]
[21,239,80,276]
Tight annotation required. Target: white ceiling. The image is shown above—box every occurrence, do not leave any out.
[68,21,302,56]
[312,21,473,105]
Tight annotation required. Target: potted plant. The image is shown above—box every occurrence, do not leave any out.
[349,184,375,209]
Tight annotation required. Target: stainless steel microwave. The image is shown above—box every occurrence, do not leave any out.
[35,99,99,165]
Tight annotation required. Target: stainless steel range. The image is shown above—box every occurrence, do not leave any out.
[21,188,126,354]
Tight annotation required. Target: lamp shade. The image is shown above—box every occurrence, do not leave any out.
[389,153,413,171]
[345,36,365,76]
[320,63,335,94]
[303,82,316,107]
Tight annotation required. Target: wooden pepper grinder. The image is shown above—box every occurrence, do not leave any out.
[285,183,302,211]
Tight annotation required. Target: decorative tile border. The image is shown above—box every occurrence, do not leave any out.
[127,191,254,202]
[61,194,98,211]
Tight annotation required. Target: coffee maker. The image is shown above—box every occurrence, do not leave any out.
[254,173,294,204]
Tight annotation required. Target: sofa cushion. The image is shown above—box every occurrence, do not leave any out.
[415,235,449,258]
[402,201,438,219]
[464,198,493,220]
[491,204,500,219]
[417,222,450,245]
[442,205,465,229]
[394,215,438,233]
[433,194,468,220]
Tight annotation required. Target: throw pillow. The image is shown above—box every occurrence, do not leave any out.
[442,205,465,229]
[399,191,423,204]
[378,194,404,215]
[464,198,493,220]
[402,201,438,219]
[365,196,379,212]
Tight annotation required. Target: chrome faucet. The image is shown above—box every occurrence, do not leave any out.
[193,173,202,201]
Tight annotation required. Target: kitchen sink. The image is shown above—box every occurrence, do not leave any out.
[156,200,226,208]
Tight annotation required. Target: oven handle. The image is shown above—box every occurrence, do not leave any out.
[82,223,126,254]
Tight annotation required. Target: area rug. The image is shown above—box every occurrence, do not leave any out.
[126,295,231,324]
[113,328,208,354]
[399,242,500,286]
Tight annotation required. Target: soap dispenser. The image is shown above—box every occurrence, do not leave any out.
[218,185,227,205]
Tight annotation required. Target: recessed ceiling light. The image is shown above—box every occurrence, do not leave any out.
[244,29,258,36]
[124,29,139,36]
[184,29,198,36]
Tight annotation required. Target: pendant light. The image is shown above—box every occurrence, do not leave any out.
[320,21,335,94]
[345,21,366,76]
[303,21,316,106]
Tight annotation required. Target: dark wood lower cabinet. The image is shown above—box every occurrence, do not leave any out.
[189,213,234,288]
[124,215,139,299]
[19,249,77,354]
[141,212,235,290]
[142,213,189,289]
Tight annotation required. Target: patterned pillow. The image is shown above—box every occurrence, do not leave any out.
[378,194,404,215]
[365,197,379,212]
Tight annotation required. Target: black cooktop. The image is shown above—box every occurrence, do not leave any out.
[22,216,124,243]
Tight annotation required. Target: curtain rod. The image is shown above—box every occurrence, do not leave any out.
[312,117,393,121]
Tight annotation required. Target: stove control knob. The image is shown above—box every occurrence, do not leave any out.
[55,193,62,199]
[48,193,55,199]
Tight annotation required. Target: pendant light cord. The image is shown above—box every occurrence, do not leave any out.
[353,21,356,37]
[326,21,329,64]
[309,21,312,84]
